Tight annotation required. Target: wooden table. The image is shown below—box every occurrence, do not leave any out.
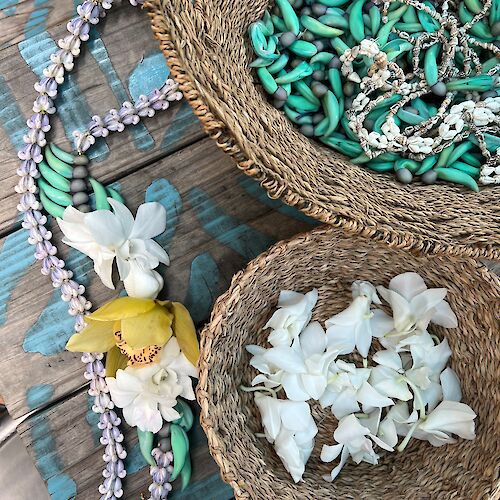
[0,2,316,498]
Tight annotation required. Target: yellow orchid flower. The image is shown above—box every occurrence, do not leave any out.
[66,297,199,371]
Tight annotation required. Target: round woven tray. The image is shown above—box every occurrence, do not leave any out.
[195,225,499,499]
[146,0,499,261]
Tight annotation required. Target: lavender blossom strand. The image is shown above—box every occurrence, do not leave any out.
[14,0,158,497]
[148,448,173,500]
[73,80,182,153]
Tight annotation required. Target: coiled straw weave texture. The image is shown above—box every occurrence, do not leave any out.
[196,225,499,499]
[146,0,499,260]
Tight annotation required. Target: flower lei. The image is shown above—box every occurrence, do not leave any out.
[15,1,198,499]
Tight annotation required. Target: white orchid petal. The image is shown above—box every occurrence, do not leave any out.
[320,443,343,463]
[123,263,163,299]
[355,320,372,358]
[85,209,127,247]
[274,429,305,483]
[357,381,394,409]
[330,389,361,419]
[440,367,462,402]
[370,432,394,452]
[323,446,349,482]
[389,272,427,300]
[93,254,116,289]
[108,198,134,236]
[326,297,368,327]
[326,323,356,355]
[254,393,282,441]
[411,288,448,318]
[301,373,327,400]
[370,309,394,338]
[299,321,326,358]
[432,300,458,328]
[372,350,403,371]
[378,416,399,449]
[282,373,311,401]
[378,287,412,332]
[263,346,307,373]
[280,400,316,433]
[130,202,167,239]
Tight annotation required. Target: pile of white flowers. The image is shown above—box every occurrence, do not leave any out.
[245,273,476,483]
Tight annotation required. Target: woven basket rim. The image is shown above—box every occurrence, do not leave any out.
[193,223,500,499]
[146,0,500,261]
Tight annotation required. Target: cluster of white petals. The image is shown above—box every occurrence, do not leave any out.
[57,198,169,299]
[246,274,476,484]
[106,337,197,433]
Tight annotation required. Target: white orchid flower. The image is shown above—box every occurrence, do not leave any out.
[370,350,414,402]
[264,289,318,347]
[248,322,338,401]
[326,281,393,358]
[254,393,317,482]
[376,272,457,351]
[106,337,197,433]
[321,413,393,482]
[57,198,169,299]
[320,360,393,419]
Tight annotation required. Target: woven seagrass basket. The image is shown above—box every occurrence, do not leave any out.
[146,0,500,261]
[195,225,499,499]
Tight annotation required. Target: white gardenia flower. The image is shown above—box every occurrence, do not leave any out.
[254,393,318,483]
[376,272,457,351]
[57,198,169,299]
[321,413,393,482]
[326,280,393,358]
[248,322,338,401]
[264,289,318,347]
[320,360,393,419]
[106,337,197,433]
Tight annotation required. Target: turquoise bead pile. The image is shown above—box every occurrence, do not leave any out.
[248,0,500,190]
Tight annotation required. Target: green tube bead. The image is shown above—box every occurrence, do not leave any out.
[38,178,72,207]
[387,3,408,20]
[44,145,73,178]
[320,136,363,157]
[437,144,455,168]
[39,161,71,192]
[49,143,77,165]
[464,0,483,14]
[369,6,381,34]
[287,94,320,112]
[283,105,311,124]
[417,1,439,32]
[349,0,366,43]
[372,94,402,110]
[446,75,494,92]
[449,161,480,177]
[257,67,278,94]
[447,141,474,166]
[394,22,424,32]
[395,159,419,173]
[293,80,321,106]
[328,68,343,99]
[341,115,359,141]
[275,61,313,84]
[262,11,274,35]
[434,167,479,192]
[317,0,349,5]
[331,37,350,55]
[491,0,500,24]
[250,57,275,68]
[271,14,287,32]
[351,153,371,164]
[314,116,330,136]
[396,108,424,125]
[276,0,300,34]
[424,43,440,86]
[402,5,419,23]
[318,13,349,29]
[39,188,65,218]
[300,15,344,37]
[415,155,438,175]
[106,186,125,203]
[376,18,399,46]
[289,40,318,58]
[373,111,389,134]
[482,57,499,73]
[267,53,289,74]
[412,98,430,119]
[462,152,482,167]
[367,161,395,172]
[310,52,334,65]
[322,91,341,136]
[89,177,111,210]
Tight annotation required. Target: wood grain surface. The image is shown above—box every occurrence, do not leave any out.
[0,1,316,498]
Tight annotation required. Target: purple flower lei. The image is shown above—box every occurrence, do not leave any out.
[15,1,179,497]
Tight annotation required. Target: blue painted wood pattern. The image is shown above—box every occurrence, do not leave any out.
[0,2,317,498]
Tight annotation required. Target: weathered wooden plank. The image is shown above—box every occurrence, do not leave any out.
[0,137,316,420]
[0,0,203,236]
[17,387,233,500]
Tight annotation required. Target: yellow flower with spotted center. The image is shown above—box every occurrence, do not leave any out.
[66,297,199,372]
